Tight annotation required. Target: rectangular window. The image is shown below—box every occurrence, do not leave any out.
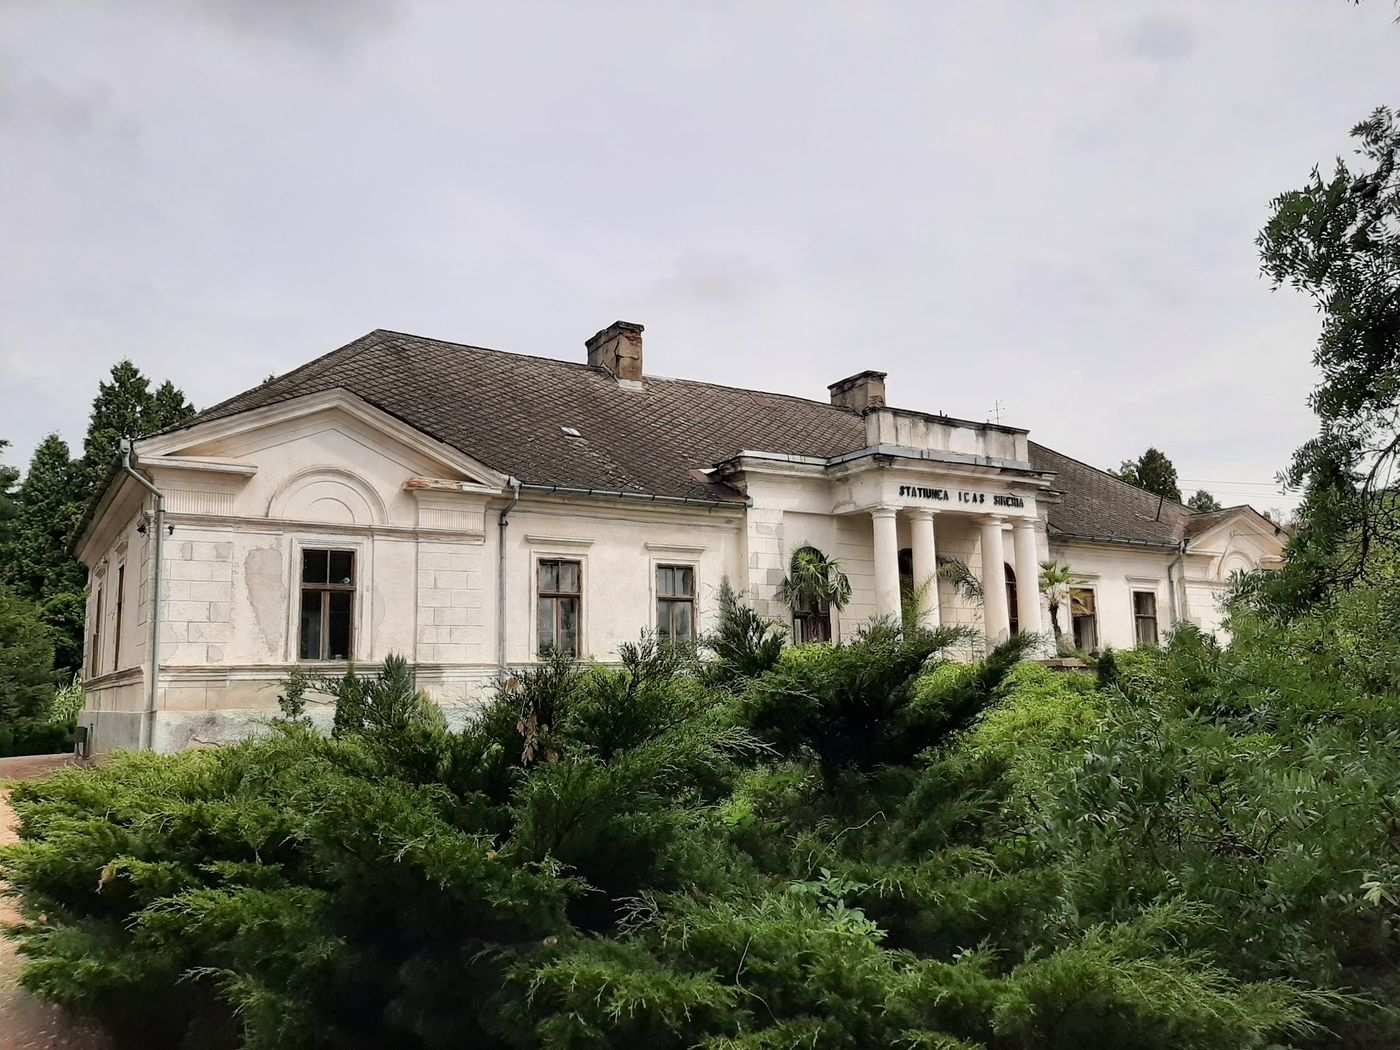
[298,549,355,660]
[537,558,581,657]
[88,586,103,678]
[113,565,125,670]
[1070,586,1097,652]
[1133,590,1159,646]
[656,565,696,643]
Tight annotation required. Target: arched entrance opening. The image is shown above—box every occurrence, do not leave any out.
[1005,563,1019,636]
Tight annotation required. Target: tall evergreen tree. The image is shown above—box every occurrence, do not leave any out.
[80,363,197,499]
[0,436,88,674]
[1111,447,1183,503]
[81,360,155,491]
[0,439,19,549]
[1187,490,1222,513]
[0,585,56,725]
[1,435,87,604]
[1,365,195,677]
[149,380,196,432]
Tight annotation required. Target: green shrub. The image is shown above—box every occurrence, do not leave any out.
[7,584,1400,1049]
[0,717,75,757]
[48,675,85,723]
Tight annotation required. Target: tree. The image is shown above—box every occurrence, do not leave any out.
[149,380,195,433]
[0,586,56,725]
[1187,490,1222,513]
[0,437,89,675]
[81,360,154,491]
[1259,106,1400,589]
[1,365,195,677]
[777,545,851,642]
[0,436,87,604]
[80,362,194,497]
[702,579,785,688]
[0,440,18,550]
[1112,448,1183,503]
[1039,559,1074,647]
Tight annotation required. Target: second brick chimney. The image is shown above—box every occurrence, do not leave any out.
[586,321,645,382]
[828,370,887,413]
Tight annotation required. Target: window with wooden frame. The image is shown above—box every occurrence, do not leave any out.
[113,565,125,670]
[656,565,696,643]
[537,558,581,657]
[1070,586,1098,652]
[88,586,103,678]
[299,549,355,661]
[1132,590,1159,646]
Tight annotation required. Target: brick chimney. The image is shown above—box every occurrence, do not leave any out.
[586,321,645,382]
[828,370,887,413]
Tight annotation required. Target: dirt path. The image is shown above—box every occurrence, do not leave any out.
[1,755,113,1050]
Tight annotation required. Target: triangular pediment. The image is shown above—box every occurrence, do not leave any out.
[137,388,507,489]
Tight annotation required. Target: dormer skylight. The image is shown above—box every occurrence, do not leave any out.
[561,426,583,438]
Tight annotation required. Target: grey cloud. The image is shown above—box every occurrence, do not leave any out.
[168,0,405,50]
[1,0,1397,513]
[1116,13,1197,61]
[643,252,779,311]
[0,66,137,143]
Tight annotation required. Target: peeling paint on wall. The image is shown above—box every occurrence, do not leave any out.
[244,547,287,657]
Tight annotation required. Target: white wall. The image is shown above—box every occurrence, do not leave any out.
[78,390,1278,755]
[1048,541,1175,652]
[78,399,753,752]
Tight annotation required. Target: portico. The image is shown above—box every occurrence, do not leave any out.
[863,502,1045,649]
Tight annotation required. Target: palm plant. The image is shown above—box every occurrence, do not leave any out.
[777,545,851,641]
[936,554,983,602]
[1039,559,1073,647]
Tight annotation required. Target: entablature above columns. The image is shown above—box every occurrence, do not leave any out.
[833,468,1045,521]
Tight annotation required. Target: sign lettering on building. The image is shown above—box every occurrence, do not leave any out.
[898,484,1025,509]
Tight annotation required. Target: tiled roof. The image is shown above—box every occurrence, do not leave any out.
[182,329,868,503]
[1028,442,1194,548]
[176,328,1249,548]
[1182,505,1246,538]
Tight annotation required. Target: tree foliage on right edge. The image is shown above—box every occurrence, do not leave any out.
[1259,106,1400,600]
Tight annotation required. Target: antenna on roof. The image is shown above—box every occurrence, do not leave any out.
[988,399,1005,426]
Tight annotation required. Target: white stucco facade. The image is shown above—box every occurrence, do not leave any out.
[74,335,1286,755]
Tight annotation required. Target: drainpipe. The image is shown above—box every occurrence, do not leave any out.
[496,477,522,680]
[1168,538,1188,627]
[122,443,165,752]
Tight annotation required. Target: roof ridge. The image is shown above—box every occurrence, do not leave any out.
[375,328,860,414]
[372,328,606,376]
[190,329,389,422]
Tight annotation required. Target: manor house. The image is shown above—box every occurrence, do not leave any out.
[74,322,1286,752]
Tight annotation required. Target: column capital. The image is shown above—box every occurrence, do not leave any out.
[1010,516,1038,531]
[972,513,1007,527]
[869,505,900,520]
[905,506,939,522]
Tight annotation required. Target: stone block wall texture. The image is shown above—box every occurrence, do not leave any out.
[415,541,488,663]
[160,536,235,666]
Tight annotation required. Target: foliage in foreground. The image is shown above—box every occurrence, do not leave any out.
[5,587,1400,1048]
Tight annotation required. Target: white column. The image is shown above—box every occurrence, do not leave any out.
[871,506,901,622]
[907,508,940,628]
[977,515,1010,650]
[1011,517,1043,639]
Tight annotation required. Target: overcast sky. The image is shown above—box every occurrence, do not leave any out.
[2,1,1397,511]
